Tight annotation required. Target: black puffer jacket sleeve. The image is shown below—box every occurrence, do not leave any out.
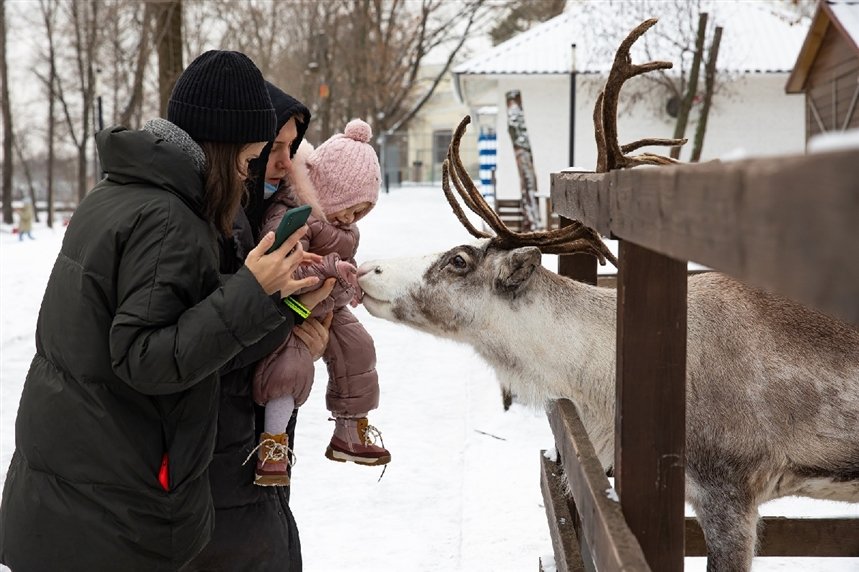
[109,204,287,395]
[219,297,299,375]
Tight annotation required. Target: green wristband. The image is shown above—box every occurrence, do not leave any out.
[283,296,311,319]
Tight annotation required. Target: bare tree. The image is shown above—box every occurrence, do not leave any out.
[39,0,59,226]
[52,0,100,202]
[155,0,183,116]
[490,0,566,46]
[196,0,491,146]
[1,0,13,224]
[343,0,489,138]
[669,11,706,159]
[598,0,726,163]
[690,24,722,161]
[4,0,490,222]
[114,1,154,128]
[204,0,290,78]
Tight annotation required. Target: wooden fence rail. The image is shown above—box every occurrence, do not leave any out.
[541,147,859,571]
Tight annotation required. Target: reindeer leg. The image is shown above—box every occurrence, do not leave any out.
[692,483,759,572]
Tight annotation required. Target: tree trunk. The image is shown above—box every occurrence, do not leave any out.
[47,88,55,227]
[505,90,540,231]
[670,12,707,160]
[1,0,14,224]
[76,147,87,204]
[691,26,722,162]
[70,0,96,203]
[43,0,57,227]
[156,0,183,117]
[119,2,153,127]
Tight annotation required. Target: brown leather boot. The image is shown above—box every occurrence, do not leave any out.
[325,417,391,466]
[250,432,292,486]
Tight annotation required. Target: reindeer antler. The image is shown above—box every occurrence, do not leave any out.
[596,19,687,172]
[442,116,617,266]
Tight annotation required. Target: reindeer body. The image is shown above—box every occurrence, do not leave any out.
[359,241,859,572]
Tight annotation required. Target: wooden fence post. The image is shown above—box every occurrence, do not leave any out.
[558,218,598,284]
[615,241,687,571]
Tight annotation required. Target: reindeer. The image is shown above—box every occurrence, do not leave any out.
[357,20,859,572]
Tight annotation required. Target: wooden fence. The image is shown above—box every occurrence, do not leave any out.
[540,147,859,571]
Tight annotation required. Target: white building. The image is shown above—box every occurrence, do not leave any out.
[452,1,810,203]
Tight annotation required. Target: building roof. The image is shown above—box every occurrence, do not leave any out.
[786,1,859,93]
[830,1,859,48]
[454,1,809,77]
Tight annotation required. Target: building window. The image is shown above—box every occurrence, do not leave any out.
[432,130,453,165]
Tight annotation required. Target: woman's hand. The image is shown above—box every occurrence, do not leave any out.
[296,277,336,310]
[245,227,319,296]
[292,312,333,361]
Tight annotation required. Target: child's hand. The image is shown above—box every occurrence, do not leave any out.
[336,261,363,307]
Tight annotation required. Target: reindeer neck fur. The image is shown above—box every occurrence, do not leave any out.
[472,267,619,466]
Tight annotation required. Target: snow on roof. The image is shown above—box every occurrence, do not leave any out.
[829,1,859,51]
[454,1,809,76]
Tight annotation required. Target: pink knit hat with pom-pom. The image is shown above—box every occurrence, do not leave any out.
[306,119,381,215]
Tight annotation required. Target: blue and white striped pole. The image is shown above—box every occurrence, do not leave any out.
[478,131,497,199]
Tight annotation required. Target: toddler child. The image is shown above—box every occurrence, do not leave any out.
[250,119,389,486]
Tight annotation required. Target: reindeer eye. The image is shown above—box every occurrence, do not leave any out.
[450,255,467,269]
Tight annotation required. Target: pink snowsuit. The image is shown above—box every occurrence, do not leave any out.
[252,184,379,417]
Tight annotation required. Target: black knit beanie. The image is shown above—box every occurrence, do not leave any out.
[265,81,312,158]
[168,50,276,143]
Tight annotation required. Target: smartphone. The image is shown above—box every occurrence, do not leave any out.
[266,204,312,254]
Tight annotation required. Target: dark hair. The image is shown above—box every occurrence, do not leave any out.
[199,141,249,236]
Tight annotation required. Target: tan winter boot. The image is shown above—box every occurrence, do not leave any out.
[325,417,391,466]
[247,432,293,486]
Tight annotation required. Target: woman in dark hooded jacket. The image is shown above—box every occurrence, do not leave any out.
[0,52,324,572]
[183,83,329,572]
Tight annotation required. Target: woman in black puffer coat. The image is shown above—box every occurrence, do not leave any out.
[183,83,331,572]
[0,52,322,572]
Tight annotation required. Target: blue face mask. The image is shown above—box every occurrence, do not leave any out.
[263,182,278,199]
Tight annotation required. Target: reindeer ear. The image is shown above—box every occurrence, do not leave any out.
[496,247,541,294]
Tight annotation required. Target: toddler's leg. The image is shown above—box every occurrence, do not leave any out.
[251,396,296,487]
[322,309,389,466]
[264,395,295,435]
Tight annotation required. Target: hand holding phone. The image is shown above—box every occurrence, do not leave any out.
[266,205,312,255]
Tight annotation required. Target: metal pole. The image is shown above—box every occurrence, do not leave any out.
[569,44,577,167]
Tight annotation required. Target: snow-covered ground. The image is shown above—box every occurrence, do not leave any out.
[1,186,856,571]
